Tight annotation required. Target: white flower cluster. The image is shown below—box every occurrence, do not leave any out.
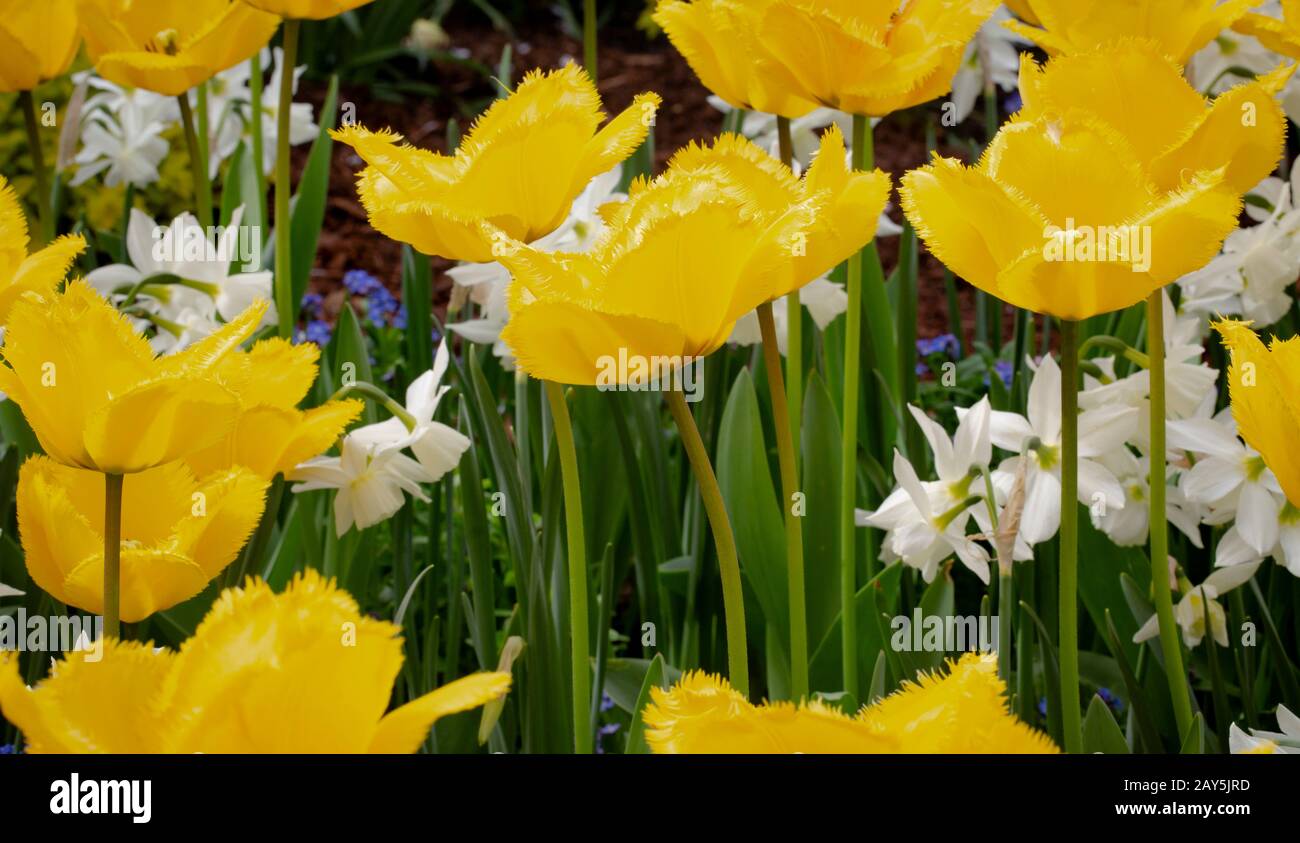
[70,47,316,191]
[859,293,1297,647]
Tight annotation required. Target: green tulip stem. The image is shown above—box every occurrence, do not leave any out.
[545,381,592,754]
[19,91,51,246]
[1059,318,1081,753]
[666,389,750,698]
[274,19,302,338]
[759,301,808,700]
[249,50,267,213]
[1147,291,1195,738]
[776,116,802,477]
[103,473,124,640]
[176,92,213,231]
[583,0,598,83]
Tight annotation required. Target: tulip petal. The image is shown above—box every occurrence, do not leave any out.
[1232,12,1300,59]
[16,456,103,607]
[0,643,174,753]
[368,672,512,753]
[901,156,1046,300]
[1217,321,1300,507]
[63,546,208,623]
[84,376,241,475]
[171,467,268,580]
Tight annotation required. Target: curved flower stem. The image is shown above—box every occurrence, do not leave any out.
[103,473,124,639]
[583,0,598,83]
[19,91,51,246]
[666,389,749,698]
[176,92,213,231]
[274,19,302,339]
[980,467,1013,682]
[840,113,869,700]
[1059,318,1082,753]
[545,381,592,754]
[329,381,417,431]
[759,301,807,699]
[776,116,802,475]
[1146,292,1194,739]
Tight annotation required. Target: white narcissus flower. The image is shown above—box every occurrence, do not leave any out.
[1134,562,1260,649]
[949,6,1025,124]
[0,580,23,599]
[1229,705,1300,754]
[86,206,276,353]
[204,47,318,178]
[865,451,991,584]
[447,167,625,367]
[1090,449,1204,549]
[1168,414,1285,563]
[1177,173,1300,328]
[349,339,471,480]
[988,355,1134,545]
[70,74,176,189]
[289,436,433,538]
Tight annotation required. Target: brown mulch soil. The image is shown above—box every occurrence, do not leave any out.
[297,11,1017,348]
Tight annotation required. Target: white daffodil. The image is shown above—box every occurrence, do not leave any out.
[728,275,847,353]
[1213,499,1300,578]
[447,167,625,366]
[949,6,1025,124]
[1134,562,1260,648]
[1178,177,1300,328]
[861,450,991,584]
[987,355,1133,545]
[349,339,471,480]
[1079,293,1218,428]
[1091,449,1204,549]
[0,580,23,599]
[70,75,176,189]
[1193,0,1300,123]
[1229,705,1300,754]
[288,436,433,537]
[1168,413,1285,561]
[86,206,276,352]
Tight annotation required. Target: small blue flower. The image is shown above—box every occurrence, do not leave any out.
[1004,91,1023,114]
[0,744,17,755]
[298,319,332,347]
[915,362,930,377]
[916,333,959,358]
[431,328,442,344]
[1097,687,1123,713]
[392,305,408,331]
[600,693,616,713]
[301,292,324,318]
[983,360,1014,388]
[343,269,382,296]
[1037,697,1047,719]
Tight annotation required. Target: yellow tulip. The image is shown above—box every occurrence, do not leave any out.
[653,0,819,118]
[1215,320,1300,508]
[333,65,661,264]
[644,652,1057,753]
[1005,0,1253,65]
[240,0,376,18]
[1235,0,1300,59]
[901,46,1285,320]
[17,456,267,622]
[0,281,268,474]
[185,338,363,479]
[0,0,80,92]
[498,127,890,385]
[0,178,85,325]
[0,571,512,753]
[753,0,1002,117]
[75,0,280,96]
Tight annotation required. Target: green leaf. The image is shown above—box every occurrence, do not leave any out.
[1180,713,1206,754]
[288,76,339,311]
[715,368,789,659]
[401,246,433,375]
[625,654,667,754]
[603,657,681,714]
[1083,694,1130,754]
[809,563,903,692]
[328,303,376,424]
[800,370,841,646]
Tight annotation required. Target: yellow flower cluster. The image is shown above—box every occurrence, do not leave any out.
[644,653,1057,753]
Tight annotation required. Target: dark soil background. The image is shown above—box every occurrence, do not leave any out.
[296,5,1015,345]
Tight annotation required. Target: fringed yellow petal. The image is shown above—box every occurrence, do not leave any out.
[368,672,513,753]
[1216,320,1300,507]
